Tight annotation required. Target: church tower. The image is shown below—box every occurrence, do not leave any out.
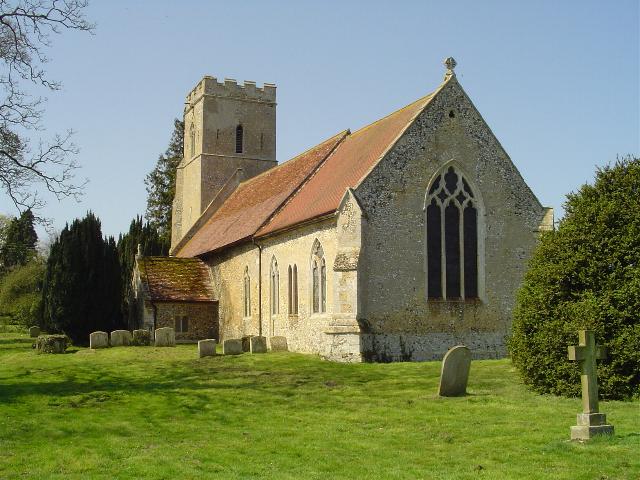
[171,77,277,250]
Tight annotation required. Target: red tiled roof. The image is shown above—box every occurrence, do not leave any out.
[138,257,214,302]
[255,92,437,237]
[176,131,348,257]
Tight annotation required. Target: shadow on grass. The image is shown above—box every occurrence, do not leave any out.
[0,338,33,345]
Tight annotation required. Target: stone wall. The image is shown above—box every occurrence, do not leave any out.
[154,302,218,341]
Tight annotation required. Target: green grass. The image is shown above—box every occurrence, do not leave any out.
[0,332,638,479]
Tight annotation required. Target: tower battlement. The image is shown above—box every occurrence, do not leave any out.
[186,76,276,111]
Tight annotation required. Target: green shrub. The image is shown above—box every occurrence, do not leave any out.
[0,259,44,326]
[509,156,640,400]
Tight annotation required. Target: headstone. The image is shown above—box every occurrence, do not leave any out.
[90,331,109,349]
[269,336,288,352]
[223,338,243,355]
[110,330,132,347]
[568,330,614,440]
[155,327,175,347]
[35,335,68,354]
[198,339,217,358]
[438,345,471,397]
[131,329,151,346]
[29,326,40,338]
[241,335,254,352]
[250,336,267,354]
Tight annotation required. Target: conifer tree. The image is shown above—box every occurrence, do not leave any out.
[0,209,38,271]
[144,119,184,245]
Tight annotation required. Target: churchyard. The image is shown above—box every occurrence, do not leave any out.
[0,331,638,479]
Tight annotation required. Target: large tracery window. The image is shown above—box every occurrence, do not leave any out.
[426,165,479,300]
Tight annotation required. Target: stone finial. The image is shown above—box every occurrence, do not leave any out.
[444,57,457,79]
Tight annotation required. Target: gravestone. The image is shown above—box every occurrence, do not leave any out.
[132,329,151,346]
[223,338,243,355]
[110,330,132,347]
[29,326,40,338]
[269,336,288,352]
[250,336,267,354]
[438,345,472,397]
[198,339,217,358]
[155,327,175,347]
[241,335,254,352]
[90,331,109,349]
[35,335,68,354]
[568,330,614,440]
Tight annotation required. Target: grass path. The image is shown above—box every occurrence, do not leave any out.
[0,333,638,479]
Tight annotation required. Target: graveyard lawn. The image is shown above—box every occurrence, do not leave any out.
[0,333,638,480]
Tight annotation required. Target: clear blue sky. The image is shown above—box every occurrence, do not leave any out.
[3,0,638,239]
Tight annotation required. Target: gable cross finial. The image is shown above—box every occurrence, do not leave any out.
[444,57,457,79]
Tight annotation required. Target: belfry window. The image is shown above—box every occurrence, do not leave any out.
[235,124,243,153]
[243,267,251,317]
[425,166,479,300]
[311,240,326,314]
[270,257,279,315]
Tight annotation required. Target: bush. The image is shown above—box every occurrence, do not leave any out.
[0,259,44,326]
[509,156,640,400]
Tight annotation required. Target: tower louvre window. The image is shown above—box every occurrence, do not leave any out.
[235,124,243,153]
[425,165,479,300]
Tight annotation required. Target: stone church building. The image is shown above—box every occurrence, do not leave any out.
[133,58,553,361]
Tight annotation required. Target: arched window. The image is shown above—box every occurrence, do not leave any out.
[189,123,195,158]
[243,267,251,317]
[235,124,243,154]
[270,257,279,315]
[288,264,298,314]
[311,240,326,313]
[425,165,479,300]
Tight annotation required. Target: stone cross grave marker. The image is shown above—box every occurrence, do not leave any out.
[438,345,471,397]
[567,330,614,440]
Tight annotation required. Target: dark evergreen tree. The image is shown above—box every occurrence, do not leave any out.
[144,119,184,245]
[41,212,123,344]
[0,209,38,271]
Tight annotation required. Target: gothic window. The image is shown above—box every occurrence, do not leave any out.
[288,264,299,314]
[235,124,243,154]
[311,240,326,313]
[189,123,195,158]
[174,316,188,333]
[243,267,251,317]
[425,165,479,300]
[270,257,279,315]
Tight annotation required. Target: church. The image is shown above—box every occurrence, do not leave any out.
[132,58,553,362]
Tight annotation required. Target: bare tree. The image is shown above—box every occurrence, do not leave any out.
[0,0,93,222]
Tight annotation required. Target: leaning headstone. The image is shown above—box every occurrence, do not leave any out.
[155,327,175,347]
[568,330,614,440]
[90,331,109,349]
[438,345,472,397]
[250,336,267,354]
[29,326,40,338]
[241,335,254,352]
[131,329,151,346]
[269,336,288,352]
[110,330,132,347]
[198,339,217,358]
[35,335,68,354]
[223,338,243,355]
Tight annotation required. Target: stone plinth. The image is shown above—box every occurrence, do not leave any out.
[570,413,615,440]
[90,331,109,349]
[198,339,217,358]
[269,336,288,352]
[438,345,472,397]
[110,330,132,347]
[250,336,267,353]
[29,326,40,338]
[132,329,151,346]
[155,327,175,347]
[223,339,242,355]
[35,335,68,354]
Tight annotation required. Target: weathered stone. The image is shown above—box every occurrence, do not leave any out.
[89,331,109,349]
[269,336,288,352]
[241,335,254,352]
[29,326,40,338]
[222,338,243,355]
[198,339,216,358]
[155,327,175,347]
[131,329,151,346]
[35,335,68,354]
[438,345,471,396]
[110,330,132,347]
[250,336,267,353]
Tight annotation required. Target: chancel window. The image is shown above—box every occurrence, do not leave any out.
[311,240,326,313]
[235,124,244,154]
[270,257,279,315]
[288,264,298,314]
[425,166,479,300]
[174,316,189,333]
[243,267,251,317]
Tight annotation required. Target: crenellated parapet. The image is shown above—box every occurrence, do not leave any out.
[185,77,276,112]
